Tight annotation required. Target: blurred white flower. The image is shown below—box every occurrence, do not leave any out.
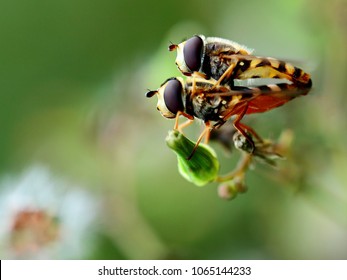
[0,165,99,259]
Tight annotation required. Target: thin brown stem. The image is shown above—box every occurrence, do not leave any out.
[215,153,252,182]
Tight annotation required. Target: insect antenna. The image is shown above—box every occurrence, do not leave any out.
[168,42,178,51]
[145,89,157,98]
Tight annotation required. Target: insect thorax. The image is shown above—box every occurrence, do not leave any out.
[184,88,235,122]
[202,42,239,87]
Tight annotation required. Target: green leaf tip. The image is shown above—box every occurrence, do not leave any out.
[166,130,220,186]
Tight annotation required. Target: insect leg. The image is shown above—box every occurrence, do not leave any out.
[192,71,209,80]
[204,125,212,144]
[177,119,194,133]
[174,111,194,130]
[192,75,197,96]
[236,122,263,143]
[187,121,212,160]
[232,104,256,153]
[211,59,238,89]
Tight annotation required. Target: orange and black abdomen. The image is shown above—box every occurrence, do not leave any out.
[272,59,312,88]
[231,56,312,90]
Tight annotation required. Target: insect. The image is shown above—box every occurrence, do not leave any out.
[147,35,312,158]
[168,35,312,90]
[146,74,311,158]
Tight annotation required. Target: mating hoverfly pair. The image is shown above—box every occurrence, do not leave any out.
[146,35,312,159]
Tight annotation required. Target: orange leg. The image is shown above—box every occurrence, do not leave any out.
[232,104,255,153]
[177,119,194,133]
[192,75,197,96]
[237,122,263,143]
[174,111,194,130]
[211,59,237,89]
[192,71,208,80]
[187,121,212,160]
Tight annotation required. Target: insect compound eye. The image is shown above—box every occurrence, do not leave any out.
[163,79,184,114]
[183,35,204,72]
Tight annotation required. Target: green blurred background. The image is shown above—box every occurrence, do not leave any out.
[1,0,347,259]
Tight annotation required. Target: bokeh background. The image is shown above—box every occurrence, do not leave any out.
[1,0,346,259]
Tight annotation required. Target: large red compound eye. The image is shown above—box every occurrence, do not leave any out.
[183,35,203,72]
[163,79,184,114]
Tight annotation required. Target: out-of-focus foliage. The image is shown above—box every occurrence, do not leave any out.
[0,0,347,259]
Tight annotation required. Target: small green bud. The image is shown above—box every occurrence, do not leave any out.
[166,130,220,186]
[218,183,238,200]
[218,178,247,200]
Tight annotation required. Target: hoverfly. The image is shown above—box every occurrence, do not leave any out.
[168,35,312,90]
[146,74,310,158]
[147,35,312,158]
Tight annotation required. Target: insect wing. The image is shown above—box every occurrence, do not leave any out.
[204,84,310,116]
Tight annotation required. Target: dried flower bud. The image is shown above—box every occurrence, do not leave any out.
[233,131,254,154]
[218,183,238,200]
[218,176,247,200]
[233,130,283,166]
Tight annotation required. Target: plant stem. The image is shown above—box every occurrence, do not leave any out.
[215,153,252,182]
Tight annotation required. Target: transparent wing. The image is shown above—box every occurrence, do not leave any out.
[204,83,311,99]
[203,83,311,117]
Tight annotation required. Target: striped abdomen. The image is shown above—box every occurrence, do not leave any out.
[224,55,312,89]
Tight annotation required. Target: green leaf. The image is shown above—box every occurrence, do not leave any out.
[166,130,219,186]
